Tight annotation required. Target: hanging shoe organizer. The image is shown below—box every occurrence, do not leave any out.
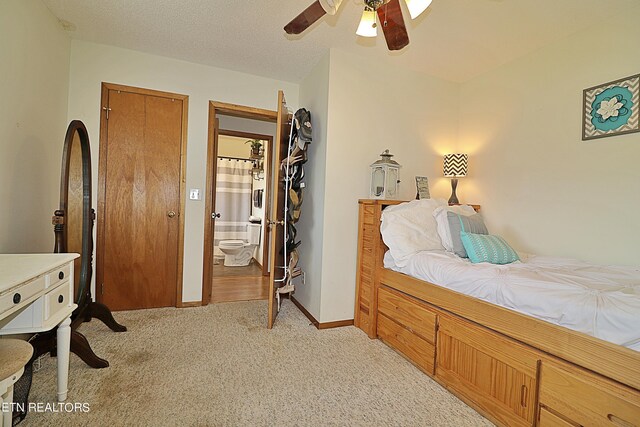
[276,108,312,311]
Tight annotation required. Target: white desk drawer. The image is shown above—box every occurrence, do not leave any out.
[47,264,71,289]
[0,275,45,317]
[45,281,72,321]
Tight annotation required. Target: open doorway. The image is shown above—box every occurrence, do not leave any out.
[210,130,272,302]
[202,94,292,329]
[202,101,278,305]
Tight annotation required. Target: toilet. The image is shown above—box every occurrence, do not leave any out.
[219,222,262,267]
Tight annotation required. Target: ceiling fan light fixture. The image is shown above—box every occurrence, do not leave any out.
[404,0,432,19]
[356,7,378,38]
[319,0,343,15]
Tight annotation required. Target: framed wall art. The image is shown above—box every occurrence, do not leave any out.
[583,73,639,140]
[415,176,430,199]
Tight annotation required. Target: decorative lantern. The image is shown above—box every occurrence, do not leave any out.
[369,149,402,199]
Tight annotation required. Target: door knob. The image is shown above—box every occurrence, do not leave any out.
[211,212,221,219]
[167,211,176,218]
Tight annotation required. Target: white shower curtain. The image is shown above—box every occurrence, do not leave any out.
[214,158,253,251]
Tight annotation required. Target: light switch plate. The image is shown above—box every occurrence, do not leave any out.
[189,189,201,200]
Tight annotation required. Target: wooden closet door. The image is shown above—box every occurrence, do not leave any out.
[100,88,183,310]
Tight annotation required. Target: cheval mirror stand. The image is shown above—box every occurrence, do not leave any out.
[29,120,126,369]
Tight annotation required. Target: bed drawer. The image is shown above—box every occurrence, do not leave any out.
[378,286,436,343]
[437,314,539,427]
[538,407,575,427]
[539,360,640,427]
[377,312,435,375]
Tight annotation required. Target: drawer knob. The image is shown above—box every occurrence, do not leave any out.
[58,271,65,280]
[520,385,528,407]
[58,295,64,304]
[608,413,634,427]
[13,293,21,304]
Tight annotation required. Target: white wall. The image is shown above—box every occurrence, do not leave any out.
[296,52,331,320]
[458,5,640,267]
[67,40,298,303]
[0,0,71,253]
[217,135,253,159]
[301,49,459,323]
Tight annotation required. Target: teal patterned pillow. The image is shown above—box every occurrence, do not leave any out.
[460,231,520,264]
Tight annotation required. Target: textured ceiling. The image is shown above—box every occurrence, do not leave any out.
[42,0,640,83]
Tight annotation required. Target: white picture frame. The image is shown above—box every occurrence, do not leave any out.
[415,176,430,199]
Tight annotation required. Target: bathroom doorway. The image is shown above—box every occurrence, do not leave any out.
[203,106,277,304]
[210,130,272,302]
[202,94,292,327]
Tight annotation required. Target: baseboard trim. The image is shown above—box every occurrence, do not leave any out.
[317,319,354,329]
[180,301,202,308]
[290,296,354,330]
[290,296,319,327]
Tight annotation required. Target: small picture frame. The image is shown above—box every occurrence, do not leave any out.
[415,176,430,199]
[583,73,640,140]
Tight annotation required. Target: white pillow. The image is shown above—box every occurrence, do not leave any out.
[381,199,447,267]
[432,205,477,252]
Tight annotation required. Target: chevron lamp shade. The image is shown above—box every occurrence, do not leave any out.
[443,154,468,177]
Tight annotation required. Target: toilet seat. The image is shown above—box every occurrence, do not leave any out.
[219,240,245,248]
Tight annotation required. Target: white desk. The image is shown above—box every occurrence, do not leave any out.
[0,254,78,402]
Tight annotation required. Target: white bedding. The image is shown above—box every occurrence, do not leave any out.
[384,250,640,351]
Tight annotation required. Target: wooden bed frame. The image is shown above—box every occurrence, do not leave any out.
[354,199,640,427]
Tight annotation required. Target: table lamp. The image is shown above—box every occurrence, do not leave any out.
[443,154,468,204]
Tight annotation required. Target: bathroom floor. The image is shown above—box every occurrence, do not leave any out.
[211,259,269,303]
[212,260,263,277]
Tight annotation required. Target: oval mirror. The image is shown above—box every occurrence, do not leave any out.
[30,120,126,370]
[54,120,93,306]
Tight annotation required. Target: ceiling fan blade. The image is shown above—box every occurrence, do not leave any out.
[284,1,327,35]
[377,0,410,50]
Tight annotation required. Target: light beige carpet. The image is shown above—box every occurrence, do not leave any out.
[22,300,491,426]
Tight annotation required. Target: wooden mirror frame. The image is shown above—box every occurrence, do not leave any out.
[30,120,126,370]
[54,120,93,305]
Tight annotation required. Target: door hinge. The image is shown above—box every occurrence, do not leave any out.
[101,283,104,295]
[103,106,112,119]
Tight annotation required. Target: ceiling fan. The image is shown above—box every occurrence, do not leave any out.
[284,0,433,51]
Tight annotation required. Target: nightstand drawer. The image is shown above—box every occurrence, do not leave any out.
[0,275,45,316]
[378,286,436,343]
[46,263,71,289]
[45,281,72,321]
[378,312,435,375]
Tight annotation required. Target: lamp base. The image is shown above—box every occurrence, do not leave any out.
[448,178,459,205]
